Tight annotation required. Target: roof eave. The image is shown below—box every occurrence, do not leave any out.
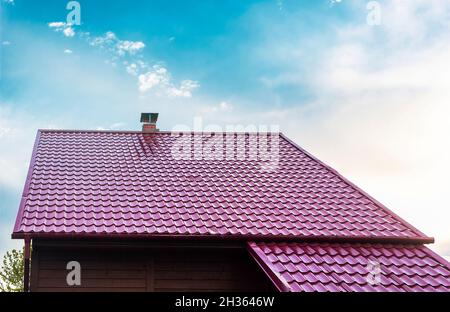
[11,232,435,244]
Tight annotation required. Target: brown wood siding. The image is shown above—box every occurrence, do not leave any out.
[30,240,274,292]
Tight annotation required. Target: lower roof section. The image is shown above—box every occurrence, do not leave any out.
[247,242,450,292]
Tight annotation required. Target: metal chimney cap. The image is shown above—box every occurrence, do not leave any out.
[140,113,159,124]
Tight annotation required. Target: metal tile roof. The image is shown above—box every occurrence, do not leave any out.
[12,130,429,241]
[248,242,450,292]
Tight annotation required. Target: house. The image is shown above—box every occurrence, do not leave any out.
[12,113,450,292]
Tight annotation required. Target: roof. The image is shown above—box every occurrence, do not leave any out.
[248,242,450,292]
[13,130,429,242]
[12,129,450,292]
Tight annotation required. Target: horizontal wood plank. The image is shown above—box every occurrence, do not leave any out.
[31,241,274,292]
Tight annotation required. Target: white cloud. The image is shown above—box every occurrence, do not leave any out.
[380,0,450,45]
[200,101,234,114]
[64,49,73,54]
[48,21,76,37]
[116,40,145,55]
[138,65,199,97]
[89,31,144,56]
[167,80,200,98]
[219,101,233,111]
[48,22,66,28]
[2,0,15,5]
[89,31,117,47]
[2,41,11,45]
[0,126,11,138]
[125,63,138,76]
[47,26,198,97]
[138,66,170,92]
[87,32,198,96]
[63,27,75,37]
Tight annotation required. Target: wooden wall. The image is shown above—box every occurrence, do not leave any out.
[30,240,274,292]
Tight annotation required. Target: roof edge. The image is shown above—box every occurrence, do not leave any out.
[279,133,431,241]
[12,130,41,234]
[11,232,434,244]
[247,242,291,292]
[423,245,450,269]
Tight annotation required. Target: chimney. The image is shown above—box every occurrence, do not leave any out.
[141,113,159,132]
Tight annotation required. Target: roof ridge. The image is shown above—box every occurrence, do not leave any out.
[38,129,282,135]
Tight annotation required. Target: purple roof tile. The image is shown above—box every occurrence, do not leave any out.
[13,130,430,241]
[248,242,450,292]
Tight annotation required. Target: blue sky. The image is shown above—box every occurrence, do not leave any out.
[1,0,349,114]
[1,0,450,260]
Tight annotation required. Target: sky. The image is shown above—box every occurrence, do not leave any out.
[0,0,449,260]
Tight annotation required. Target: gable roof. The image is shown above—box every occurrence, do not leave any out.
[248,242,450,292]
[12,129,430,242]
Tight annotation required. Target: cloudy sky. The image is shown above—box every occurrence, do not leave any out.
[0,0,449,260]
